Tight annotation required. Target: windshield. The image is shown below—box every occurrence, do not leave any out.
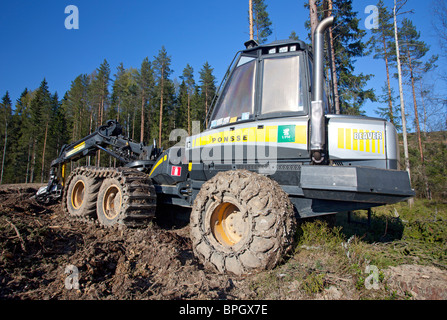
[210,56,256,126]
[261,55,304,114]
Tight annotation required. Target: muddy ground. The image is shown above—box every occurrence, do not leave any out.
[0,184,446,300]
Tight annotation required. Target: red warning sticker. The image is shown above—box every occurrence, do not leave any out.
[171,166,182,176]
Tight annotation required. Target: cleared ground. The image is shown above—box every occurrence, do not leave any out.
[0,184,446,300]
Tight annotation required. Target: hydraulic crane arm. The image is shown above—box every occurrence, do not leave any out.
[35,120,161,203]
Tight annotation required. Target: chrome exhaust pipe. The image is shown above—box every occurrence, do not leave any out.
[311,16,334,164]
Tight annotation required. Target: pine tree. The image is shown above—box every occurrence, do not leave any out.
[399,17,438,200]
[367,0,397,125]
[111,63,126,123]
[153,46,173,147]
[399,18,436,164]
[249,0,273,44]
[305,0,375,115]
[90,59,110,166]
[332,0,375,115]
[393,0,413,206]
[138,57,154,143]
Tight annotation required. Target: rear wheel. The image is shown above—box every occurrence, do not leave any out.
[190,170,296,275]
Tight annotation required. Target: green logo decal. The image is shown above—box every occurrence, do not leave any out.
[278,125,295,143]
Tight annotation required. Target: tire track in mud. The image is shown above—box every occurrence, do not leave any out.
[0,185,250,300]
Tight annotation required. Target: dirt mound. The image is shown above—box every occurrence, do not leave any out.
[385,264,447,300]
[0,185,250,300]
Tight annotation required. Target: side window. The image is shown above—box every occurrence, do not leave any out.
[210,58,256,126]
[261,55,304,114]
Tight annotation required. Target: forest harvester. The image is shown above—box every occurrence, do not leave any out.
[36,17,414,275]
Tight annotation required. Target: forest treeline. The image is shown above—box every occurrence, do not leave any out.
[0,0,446,200]
[0,46,216,185]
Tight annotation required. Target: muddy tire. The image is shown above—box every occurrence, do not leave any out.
[64,169,101,219]
[96,177,125,227]
[95,169,157,228]
[190,170,296,275]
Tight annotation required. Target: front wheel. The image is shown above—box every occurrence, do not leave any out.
[64,168,100,219]
[190,170,296,275]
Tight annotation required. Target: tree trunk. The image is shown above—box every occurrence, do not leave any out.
[309,0,319,46]
[407,51,424,164]
[394,1,413,207]
[249,0,254,40]
[25,141,31,183]
[187,94,191,135]
[147,104,152,144]
[40,123,48,183]
[325,0,340,114]
[30,138,37,183]
[140,94,145,143]
[132,110,136,140]
[158,66,165,147]
[383,36,395,125]
[205,86,209,128]
[407,52,431,200]
[0,120,7,184]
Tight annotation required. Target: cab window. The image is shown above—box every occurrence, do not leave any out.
[261,55,304,114]
[210,57,256,125]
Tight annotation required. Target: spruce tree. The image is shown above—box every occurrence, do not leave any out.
[180,64,195,135]
[0,92,12,184]
[198,62,216,129]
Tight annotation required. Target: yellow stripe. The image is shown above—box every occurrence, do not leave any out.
[372,131,376,153]
[265,126,277,142]
[295,125,307,144]
[149,155,166,176]
[365,130,370,153]
[353,129,358,151]
[359,130,364,151]
[345,128,351,150]
[189,124,308,146]
[61,164,66,187]
[338,128,344,149]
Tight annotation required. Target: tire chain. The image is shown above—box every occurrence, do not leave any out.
[62,166,157,228]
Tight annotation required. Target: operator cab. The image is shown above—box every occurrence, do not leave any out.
[208,39,321,130]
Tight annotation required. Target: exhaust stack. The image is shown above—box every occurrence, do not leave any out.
[310,16,334,164]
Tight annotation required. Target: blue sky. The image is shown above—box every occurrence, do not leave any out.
[0,0,443,123]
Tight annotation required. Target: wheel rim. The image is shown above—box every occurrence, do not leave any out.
[210,202,247,247]
[102,185,122,220]
[71,180,85,209]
